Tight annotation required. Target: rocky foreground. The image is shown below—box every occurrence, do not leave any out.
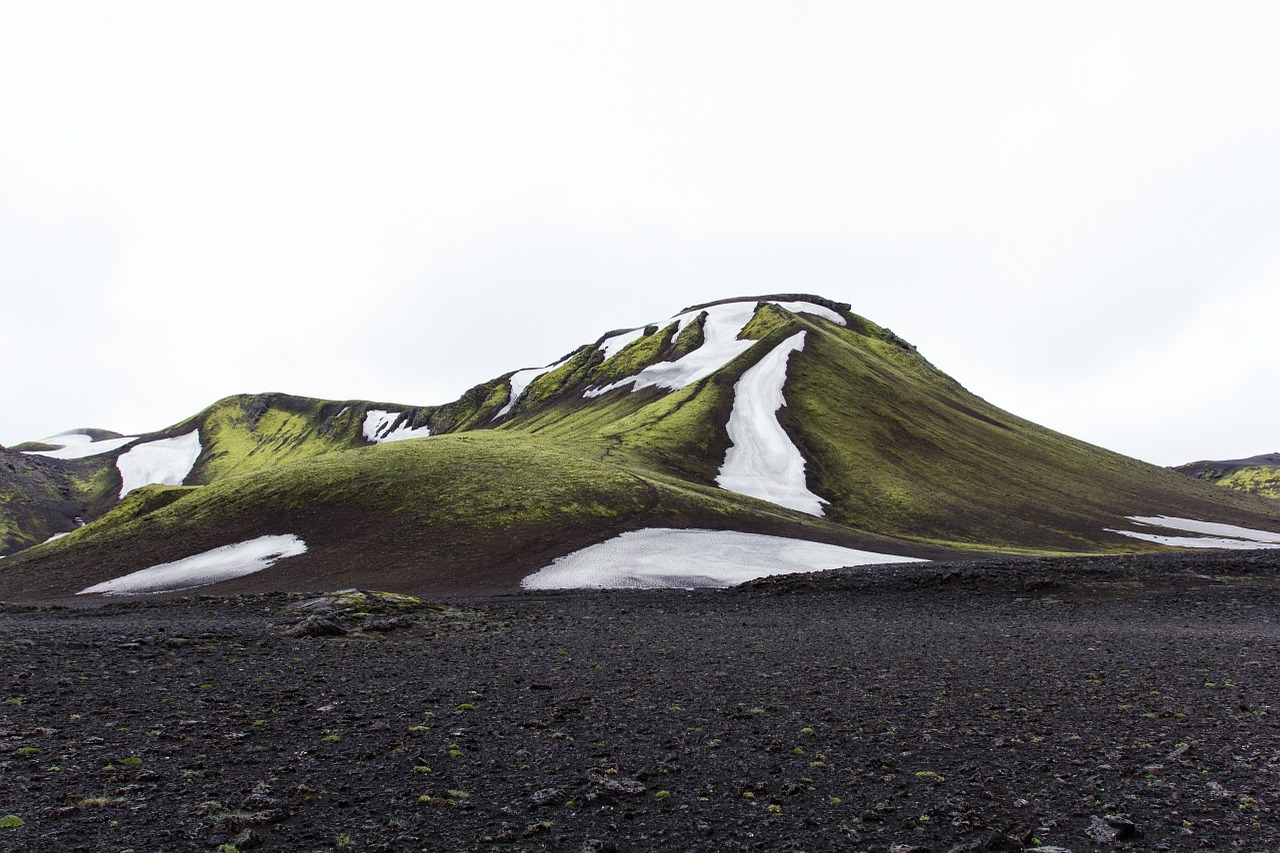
[1,551,1278,852]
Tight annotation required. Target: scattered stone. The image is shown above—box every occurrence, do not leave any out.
[529,787,561,806]
[233,828,263,849]
[283,616,348,638]
[589,774,645,795]
[1087,814,1141,843]
[362,615,414,633]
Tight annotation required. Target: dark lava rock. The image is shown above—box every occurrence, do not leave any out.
[529,787,562,807]
[283,616,347,638]
[1087,814,1141,843]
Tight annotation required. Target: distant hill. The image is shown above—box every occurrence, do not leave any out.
[1174,453,1280,499]
[2,294,1277,601]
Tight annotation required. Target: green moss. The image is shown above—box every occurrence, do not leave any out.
[191,395,366,483]
[588,323,678,385]
[8,442,57,453]
[518,347,594,410]
[668,313,707,359]
[739,302,793,340]
[1215,467,1280,500]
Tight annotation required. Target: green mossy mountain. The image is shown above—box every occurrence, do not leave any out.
[1175,453,1280,500]
[2,294,1277,600]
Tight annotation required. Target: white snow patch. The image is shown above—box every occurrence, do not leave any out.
[77,534,308,596]
[583,300,846,399]
[44,532,71,543]
[522,527,922,589]
[23,431,138,459]
[716,332,826,515]
[597,327,647,362]
[116,430,202,498]
[493,353,576,420]
[772,301,848,327]
[584,302,759,397]
[1108,515,1280,549]
[363,410,431,444]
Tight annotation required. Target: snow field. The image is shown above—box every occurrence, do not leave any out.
[116,430,202,498]
[584,300,845,399]
[716,332,826,515]
[363,410,431,444]
[77,534,309,596]
[521,527,922,589]
[1109,515,1280,549]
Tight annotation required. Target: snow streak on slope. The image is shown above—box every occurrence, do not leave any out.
[1108,515,1280,549]
[584,300,846,398]
[597,327,646,362]
[716,332,826,515]
[116,430,202,498]
[493,353,576,420]
[522,527,920,589]
[78,534,308,595]
[363,410,431,444]
[23,431,138,459]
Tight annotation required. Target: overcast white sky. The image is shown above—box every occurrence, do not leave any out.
[2,1,1278,466]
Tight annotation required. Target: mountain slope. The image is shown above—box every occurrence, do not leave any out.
[1175,453,1280,500]
[2,294,1278,600]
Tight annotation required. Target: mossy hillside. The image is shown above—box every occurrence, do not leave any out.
[0,429,937,599]
[1214,466,1280,499]
[0,447,120,555]
[186,393,437,484]
[668,312,707,358]
[587,323,677,386]
[781,321,1280,552]
[425,379,508,433]
[511,347,595,413]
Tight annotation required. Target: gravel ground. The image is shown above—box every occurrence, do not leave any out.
[1,550,1278,852]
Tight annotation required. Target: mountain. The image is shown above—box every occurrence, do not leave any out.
[2,294,1278,601]
[1175,453,1280,499]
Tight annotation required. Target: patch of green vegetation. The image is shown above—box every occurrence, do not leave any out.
[739,302,794,340]
[588,323,678,385]
[190,394,377,483]
[518,347,595,410]
[427,379,508,433]
[669,312,707,359]
[9,442,57,452]
[0,815,24,828]
[1215,466,1280,500]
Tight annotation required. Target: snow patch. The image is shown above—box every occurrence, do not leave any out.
[716,332,826,515]
[78,534,308,596]
[23,431,138,459]
[522,527,922,589]
[363,410,431,444]
[583,300,846,399]
[584,302,759,397]
[772,300,848,327]
[493,353,576,420]
[1109,515,1280,549]
[597,327,647,362]
[116,430,202,498]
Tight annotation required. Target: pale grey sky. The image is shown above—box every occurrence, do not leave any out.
[2,1,1278,466]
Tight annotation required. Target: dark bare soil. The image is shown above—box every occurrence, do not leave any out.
[1,550,1279,852]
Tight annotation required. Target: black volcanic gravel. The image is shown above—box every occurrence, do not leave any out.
[1,551,1279,852]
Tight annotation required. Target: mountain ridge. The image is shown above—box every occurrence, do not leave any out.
[3,294,1278,600]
